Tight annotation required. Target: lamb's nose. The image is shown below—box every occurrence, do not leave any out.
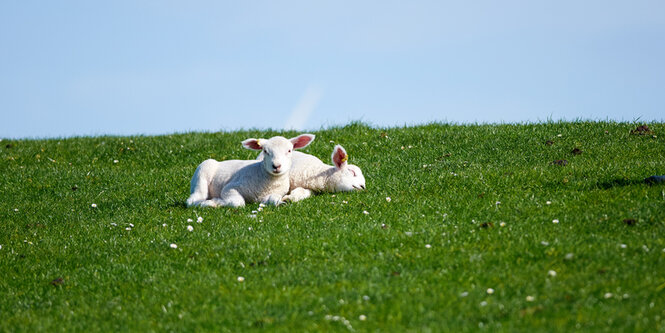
[272,163,281,171]
[360,184,366,190]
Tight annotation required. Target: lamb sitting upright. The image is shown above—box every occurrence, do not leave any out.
[258,144,366,202]
[186,134,315,207]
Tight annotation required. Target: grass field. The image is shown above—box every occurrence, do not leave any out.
[1,122,664,332]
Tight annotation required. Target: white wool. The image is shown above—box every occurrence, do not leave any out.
[186,134,315,207]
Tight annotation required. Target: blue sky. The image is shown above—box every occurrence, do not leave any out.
[1,1,664,139]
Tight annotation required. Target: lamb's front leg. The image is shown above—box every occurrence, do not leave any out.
[218,188,246,207]
[282,187,313,203]
[261,193,285,206]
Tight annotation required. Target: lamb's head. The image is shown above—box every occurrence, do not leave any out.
[242,134,315,176]
[328,145,366,192]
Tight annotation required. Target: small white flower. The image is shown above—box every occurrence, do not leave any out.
[460,291,469,297]
[129,223,134,228]
[362,295,370,301]
[359,315,367,321]
[526,295,535,302]
[557,134,562,137]
[499,222,506,227]
[91,203,97,208]
[363,210,369,215]
[187,225,193,232]
[480,301,488,307]
[259,203,266,208]
[486,288,494,295]
[620,244,627,249]
[495,201,501,205]
[0,245,2,250]
[187,218,193,223]
[386,197,392,202]
[125,227,131,231]
[552,219,559,224]
[251,210,258,214]
[565,253,574,260]
[249,214,257,218]
[425,244,432,249]
[237,276,245,282]
[541,241,549,246]
[196,217,203,223]
[548,270,557,277]
[342,200,348,204]
[324,315,333,321]
[113,159,119,164]
[604,292,613,299]
[248,226,253,231]
[404,231,413,236]
[170,243,178,249]
[110,222,117,226]
[162,223,167,227]
[14,208,19,212]
[546,201,552,205]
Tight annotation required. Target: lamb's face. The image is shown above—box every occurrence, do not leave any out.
[330,145,366,192]
[331,163,366,192]
[260,137,294,176]
[242,134,316,177]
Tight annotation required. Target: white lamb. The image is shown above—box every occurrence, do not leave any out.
[186,134,315,208]
[257,144,366,202]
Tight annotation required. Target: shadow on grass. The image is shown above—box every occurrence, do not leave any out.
[169,201,188,209]
[597,178,655,189]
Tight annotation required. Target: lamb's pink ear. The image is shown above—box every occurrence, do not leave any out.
[290,134,315,149]
[242,138,264,151]
[331,145,348,169]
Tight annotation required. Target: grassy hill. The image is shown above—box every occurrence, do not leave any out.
[1,122,664,331]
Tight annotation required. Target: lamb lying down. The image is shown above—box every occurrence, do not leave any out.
[258,144,366,202]
[186,134,315,207]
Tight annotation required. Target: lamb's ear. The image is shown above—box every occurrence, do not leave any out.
[331,145,348,169]
[290,134,315,149]
[242,138,264,151]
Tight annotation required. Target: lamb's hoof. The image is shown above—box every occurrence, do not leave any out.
[262,194,285,206]
[199,200,219,208]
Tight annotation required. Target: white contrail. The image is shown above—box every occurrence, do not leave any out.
[284,84,323,131]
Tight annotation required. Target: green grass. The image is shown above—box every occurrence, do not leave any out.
[1,122,665,332]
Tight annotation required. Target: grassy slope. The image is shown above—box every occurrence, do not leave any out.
[1,122,664,332]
